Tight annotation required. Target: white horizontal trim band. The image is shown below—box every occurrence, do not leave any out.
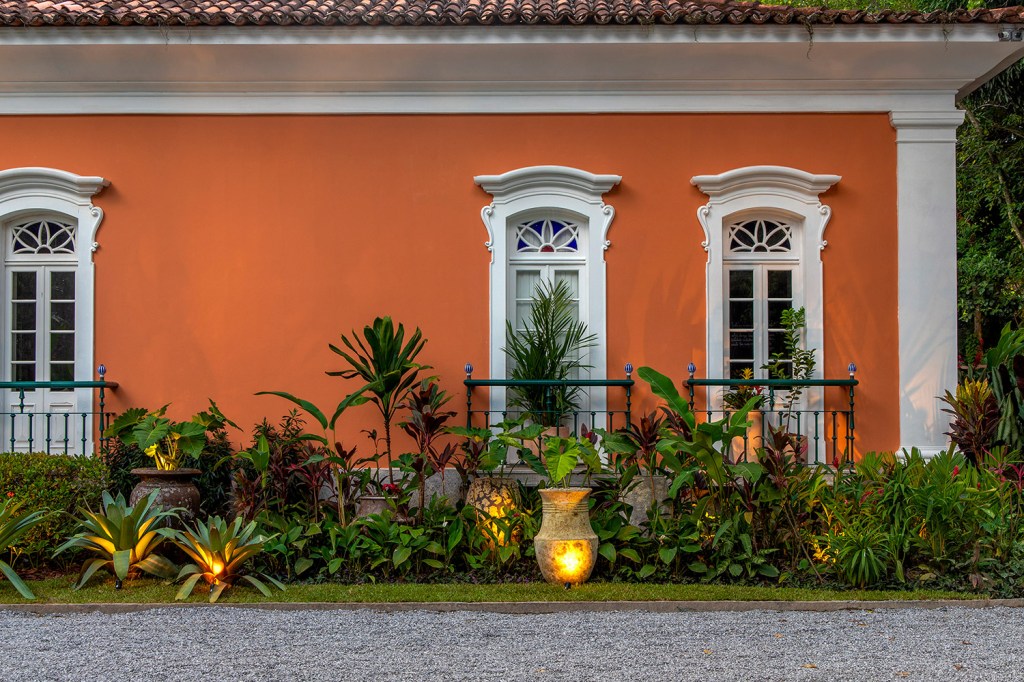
[0,90,959,115]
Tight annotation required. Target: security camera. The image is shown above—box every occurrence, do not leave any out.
[997,27,1024,41]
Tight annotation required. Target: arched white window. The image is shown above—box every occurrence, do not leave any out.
[0,168,108,452]
[475,166,620,426]
[692,166,839,403]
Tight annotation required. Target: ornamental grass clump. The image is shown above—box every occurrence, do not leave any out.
[55,491,179,589]
[168,515,284,603]
[0,497,50,599]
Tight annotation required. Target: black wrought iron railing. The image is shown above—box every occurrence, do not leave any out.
[0,365,118,455]
[463,362,635,434]
[685,362,858,466]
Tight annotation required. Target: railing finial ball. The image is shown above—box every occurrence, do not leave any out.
[687,362,697,378]
[848,362,857,377]
[624,362,633,378]
[464,362,473,378]
[97,364,106,378]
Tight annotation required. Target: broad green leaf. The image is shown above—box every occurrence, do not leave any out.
[392,546,412,568]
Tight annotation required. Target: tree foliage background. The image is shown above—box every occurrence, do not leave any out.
[793,0,1024,358]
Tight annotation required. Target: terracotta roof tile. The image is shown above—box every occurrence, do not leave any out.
[0,0,1020,27]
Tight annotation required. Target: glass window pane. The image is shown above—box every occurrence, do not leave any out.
[769,331,788,357]
[768,301,790,327]
[728,270,753,298]
[50,363,74,383]
[729,331,754,361]
[13,302,35,331]
[730,362,754,379]
[729,301,753,329]
[12,272,35,300]
[51,271,75,300]
[13,333,35,362]
[515,271,541,299]
[13,363,34,382]
[515,302,533,330]
[51,302,75,331]
[767,270,792,299]
[50,333,74,362]
[554,270,579,298]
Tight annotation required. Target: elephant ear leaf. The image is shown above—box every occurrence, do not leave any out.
[637,367,695,430]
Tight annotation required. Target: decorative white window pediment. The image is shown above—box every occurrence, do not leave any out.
[692,165,839,399]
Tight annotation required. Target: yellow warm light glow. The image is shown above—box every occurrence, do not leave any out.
[211,560,224,576]
[552,541,591,584]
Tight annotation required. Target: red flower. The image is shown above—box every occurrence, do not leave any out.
[5,492,12,498]
[952,465,960,478]
[381,483,400,496]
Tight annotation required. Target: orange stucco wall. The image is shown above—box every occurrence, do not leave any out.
[1,113,899,455]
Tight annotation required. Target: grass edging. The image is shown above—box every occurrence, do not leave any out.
[0,578,991,607]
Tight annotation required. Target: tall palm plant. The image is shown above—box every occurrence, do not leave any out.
[504,280,597,427]
[328,316,430,484]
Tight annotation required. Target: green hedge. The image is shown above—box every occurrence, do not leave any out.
[0,453,108,566]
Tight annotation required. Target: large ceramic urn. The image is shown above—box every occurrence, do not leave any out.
[533,487,598,586]
[130,468,201,523]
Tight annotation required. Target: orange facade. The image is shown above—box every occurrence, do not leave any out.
[0,112,899,454]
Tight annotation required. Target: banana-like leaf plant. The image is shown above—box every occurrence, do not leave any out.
[54,491,179,589]
[0,498,50,599]
[165,515,284,603]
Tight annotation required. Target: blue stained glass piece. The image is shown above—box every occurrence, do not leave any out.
[517,239,529,251]
[528,221,544,235]
[567,238,578,250]
[551,221,565,234]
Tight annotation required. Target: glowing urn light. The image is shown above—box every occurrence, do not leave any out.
[533,488,598,586]
[465,478,521,548]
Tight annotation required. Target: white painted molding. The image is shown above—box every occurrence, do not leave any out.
[890,110,963,454]
[691,165,839,418]
[0,167,108,453]
[0,21,1018,114]
[475,166,621,423]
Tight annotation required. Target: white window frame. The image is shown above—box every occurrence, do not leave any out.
[692,166,839,411]
[475,166,620,425]
[0,167,108,453]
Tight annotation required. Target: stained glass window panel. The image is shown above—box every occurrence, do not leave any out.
[514,219,581,254]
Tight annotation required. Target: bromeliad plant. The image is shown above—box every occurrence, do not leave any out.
[0,498,50,599]
[54,491,179,589]
[166,515,284,603]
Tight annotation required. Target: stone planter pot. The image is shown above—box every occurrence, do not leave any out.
[466,477,521,547]
[730,409,763,462]
[534,487,598,586]
[624,474,670,526]
[130,468,201,524]
[357,495,388,517]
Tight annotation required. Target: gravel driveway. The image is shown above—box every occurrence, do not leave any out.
[0,604,1020,681]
